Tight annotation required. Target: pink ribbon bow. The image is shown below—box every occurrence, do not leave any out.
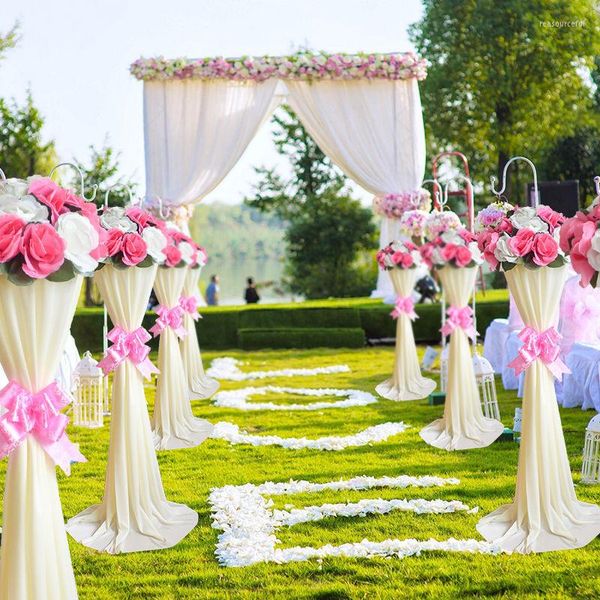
[0,381,86,475]
[440,305,477,341]
[150,305,187,339]
[391,295,418,320]
[98,326,159,380]
[179,295,201,321]
[508,326,570,380]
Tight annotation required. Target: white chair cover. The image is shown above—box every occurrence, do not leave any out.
[0,276,82,600]
[66,264,197,553]
[560,343,600,411]
[152,267,213,449]
[482,318,510,374]
[477,264,600,552]
[376,268,436,400]
[420,266,503,450]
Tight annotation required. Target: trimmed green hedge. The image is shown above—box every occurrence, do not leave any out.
[238,327,366,350]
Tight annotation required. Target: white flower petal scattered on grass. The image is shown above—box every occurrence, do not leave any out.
[212,386,377,411]
[211,422,408,451]
[207,357,350,381]
[208,475,503,567]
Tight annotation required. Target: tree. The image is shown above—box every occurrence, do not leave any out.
[0,23,19,61]
[410,1,600,198]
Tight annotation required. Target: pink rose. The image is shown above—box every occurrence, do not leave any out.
[392,250,413,268]
[560,213,587,253]
[441,243,458,262]
[27,178,68,223]
[571,241,596,287]
[419,243,434,268]
[458,229,476,243]
[477,231,499,270]
[121,232,148,266]
[106,229,125,256]
[164,244,182,267]
[21,223,65,278]
[531,233,559,267]
[498,217,514,234]
[0,214,26,262]
[537,205,564,231]
[125,207,153,230]
[454,245,473,267]
[508,228,536,257]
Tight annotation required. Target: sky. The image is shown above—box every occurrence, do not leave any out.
[0,0,423,204]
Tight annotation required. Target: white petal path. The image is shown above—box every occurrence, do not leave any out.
[210,421,408,451]
[212,386,377,411]
[209,475,504,567]
[207,357,350,381]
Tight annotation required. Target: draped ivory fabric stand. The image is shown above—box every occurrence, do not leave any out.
[477,264,600,552]
[181,267,219,399]
[153,267,213,449]
[66,264,198,553]
[420,266,503,450]
[0,276,82,600]
[376,268,436,400]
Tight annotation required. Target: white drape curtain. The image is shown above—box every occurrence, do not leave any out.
[153,267,213,450]
[0,276,82,600]
[478,264,600,553]
[66,264,198,553]
[144,79,280,206]
[181,267,219,399]
[376,268,435,401]
[420,266,503,450]
[287,79,426,299]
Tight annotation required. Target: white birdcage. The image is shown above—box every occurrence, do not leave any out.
[472,353,500,421]
[581,414,600,484]
[440,345,449,392]
[72,351,104,428]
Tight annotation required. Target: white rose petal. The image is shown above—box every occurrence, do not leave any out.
[468,241,483,264]
[0,193,49,223]
[100,207,137,232]
[587,248,600,272]
[56,212,99,273]
[1,178,29,197]
[441,230,461,244]
[142,226,168,263]
[493,235,519,263]
[510,206,537,230]
[179,241,196,265]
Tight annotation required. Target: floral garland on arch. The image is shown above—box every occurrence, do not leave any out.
[372,189,431,220]
[0,177,105,284]
[130,51,427,82]
[208,475,503,567]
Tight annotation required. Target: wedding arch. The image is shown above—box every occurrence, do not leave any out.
[131,51,428,298]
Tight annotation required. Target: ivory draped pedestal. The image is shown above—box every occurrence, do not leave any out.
[66,264,198,553]
[181,267,219,399]
[420,266,503,450]
[0,276,82,600]
[376,268,436,400]
[477,264,600,553]
[152,267,213,450]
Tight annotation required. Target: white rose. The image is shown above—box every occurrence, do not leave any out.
[383,253,395,268]
[588,231,600,271]
[142,226,167,263]
[1,177,28,197]
[493,234,519,263]
[56,212,99,273]
[468,241,483,264]
[0,193,49,222]
[100,207,137,232]
[432,247,444,265]
[410,250,421,264]
[179,241,195,265]
[441,229,461,244]
[509,206,537,230]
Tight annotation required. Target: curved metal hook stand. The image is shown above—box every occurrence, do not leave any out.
[443,174,475,232]
[0,168,6,181]
[421,178,442,211]
[103,183,133,208]
[490,156,539,208]
[156,197,171,220]
[49,162,98,202]
[594,176,600,198]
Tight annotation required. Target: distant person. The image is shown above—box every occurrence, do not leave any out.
[206,275,219,306]
[244,277,260,304]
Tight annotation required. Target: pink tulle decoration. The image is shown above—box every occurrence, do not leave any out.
[559,274,600,354]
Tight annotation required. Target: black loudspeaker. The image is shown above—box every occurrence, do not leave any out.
[526,180,579,217]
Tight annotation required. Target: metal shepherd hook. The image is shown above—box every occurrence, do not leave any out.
[490,156,539,208]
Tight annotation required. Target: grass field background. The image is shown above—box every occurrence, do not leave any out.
[5,346,599,599]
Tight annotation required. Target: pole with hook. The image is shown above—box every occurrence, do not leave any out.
[49,161,98,202]
[422,178,442,211]
[490,155,539,208]
[0,168,6,181]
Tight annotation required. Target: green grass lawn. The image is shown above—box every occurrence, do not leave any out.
[13,346,600,599]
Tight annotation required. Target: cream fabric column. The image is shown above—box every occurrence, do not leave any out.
[420,266,503,450]
[376,268,436,400]
[181,267,219,399]
[0,275,82,600]
[287,78,425,300]
[477,264,600,552]
[153,267,213,449]
[144,78,279,206]
[66,264,198,553]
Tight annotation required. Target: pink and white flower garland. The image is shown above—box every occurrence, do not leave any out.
[373,189,431,220]
[130,52,427,82]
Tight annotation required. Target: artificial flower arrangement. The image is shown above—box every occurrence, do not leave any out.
[419,211,482,269]
[376,240,422,270]
[161,227,208,269]
[0,177,105,284]
[398,209,430,244]
[475,202,567,272]
[130,51,427,82]
[373,189,431,220]
[558,199,600,287]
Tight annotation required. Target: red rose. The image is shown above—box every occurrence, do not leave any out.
[508,228,536,257]
[106,229,125,256]
[21,223,65,278]
[27,177,68,223]
[532,232,559,267]
[164,244,182,267]
[0,214,26,263]
[121,232,148,266]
